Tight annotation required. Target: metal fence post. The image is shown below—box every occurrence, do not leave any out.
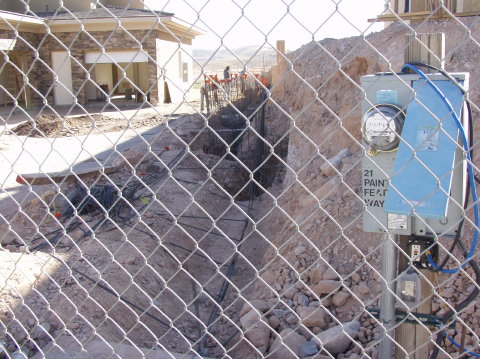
[380,233,398,359]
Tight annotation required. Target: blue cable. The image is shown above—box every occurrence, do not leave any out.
[401,64,479,274]
[445,332,480,357]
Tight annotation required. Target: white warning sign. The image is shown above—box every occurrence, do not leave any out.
[387,213,408,230]
[416,126,440,151]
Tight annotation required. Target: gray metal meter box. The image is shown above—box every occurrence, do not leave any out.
[361,72,469,237]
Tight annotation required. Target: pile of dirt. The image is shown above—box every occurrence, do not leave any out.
[11,113,173,138]
[12,115,64,137]
[11,114,115,137]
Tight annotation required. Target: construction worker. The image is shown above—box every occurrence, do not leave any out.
[223,66,230,80]
[223,66,231,98]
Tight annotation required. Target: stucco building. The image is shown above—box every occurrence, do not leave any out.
[373,0,480,22]
[0,0,202,107]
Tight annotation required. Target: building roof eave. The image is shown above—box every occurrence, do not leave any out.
[159,16,204,39]
[0,10,46,31]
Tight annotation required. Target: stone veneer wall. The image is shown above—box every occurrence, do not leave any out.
[0,28,161,105]
[0,30,42,104]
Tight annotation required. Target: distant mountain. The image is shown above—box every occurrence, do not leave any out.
[192,44,278,75]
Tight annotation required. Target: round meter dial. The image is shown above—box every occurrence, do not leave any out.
[362,104,405,151]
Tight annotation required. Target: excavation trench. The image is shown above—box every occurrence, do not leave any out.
[0,89,288,358]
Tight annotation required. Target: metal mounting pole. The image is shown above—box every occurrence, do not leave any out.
[379,233,398,359]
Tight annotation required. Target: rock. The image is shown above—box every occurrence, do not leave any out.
[442,287,454,299]
[351,273,361,284]
[240,309,270,350]
[464,303,475,314]
[333,291,351,307]
[33,322,51,340]
[269,328,307,359]
[335,297,361,314]
[294,246,306,256]
[357,283,369,295]
[12,351,27,359]
[352,283,370,299]
[284,287,297,299]
[32,337,209,359]
[309,267,324,284]
[12,326,27,342]
[262,271,276,285]
[320,149,349,176]
[297,294,309,307]
[60,236,72,246]
[269,315,280,329]
[300,341,319,358]
[272,309,284,318]
[315,320,361,355]
[297,306,327,328]
[285,313,298,325]
[321,296,333,307]
[322,267,339,281]
[312,280,341,296]
[0,235,15,245]
[240,299,272,317]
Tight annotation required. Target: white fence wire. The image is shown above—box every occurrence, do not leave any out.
[0,1,479,359]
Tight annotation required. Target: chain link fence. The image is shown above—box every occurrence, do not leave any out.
[0,1,479,358]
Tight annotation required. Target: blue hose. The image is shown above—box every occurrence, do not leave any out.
[401,64,479,274]
[445,332,480,357]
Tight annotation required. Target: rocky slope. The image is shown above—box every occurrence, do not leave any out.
[238,17,480,358]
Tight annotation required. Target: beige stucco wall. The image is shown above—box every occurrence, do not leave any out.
[116,63,135,94]
[94,63,113,96]
[156,38,193,103]
[85,67,97,100]
[137,62,149,94]
[0,62,9,104]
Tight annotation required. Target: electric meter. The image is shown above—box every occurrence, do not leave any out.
[362,104,405,151]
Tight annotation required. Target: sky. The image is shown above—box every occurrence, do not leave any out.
[145,0,389,51]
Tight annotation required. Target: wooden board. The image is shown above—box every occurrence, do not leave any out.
[411,0,427,12]
[395,236,416,359]
[404,33,445,70]
[395,237,434,359]
[464,0,480,12]
[370,10,480,22]
[276,40,285,64]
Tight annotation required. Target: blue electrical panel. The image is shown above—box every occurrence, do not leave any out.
[384,80,464,219]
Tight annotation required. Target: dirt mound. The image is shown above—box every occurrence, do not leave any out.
[11,113,168,137]
[12,115,65,137]
[12,114,125,137]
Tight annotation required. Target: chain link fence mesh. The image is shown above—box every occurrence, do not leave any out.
[0,0,479,358]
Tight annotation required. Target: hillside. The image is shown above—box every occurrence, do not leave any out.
[193,44,277,75]
[235,17,480,358]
